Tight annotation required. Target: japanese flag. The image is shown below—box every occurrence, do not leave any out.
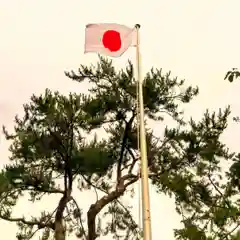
[84,23,137,57]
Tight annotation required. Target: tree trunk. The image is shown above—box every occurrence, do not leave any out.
[54,194,70,240]
[87,174,138,240]
[87,206,98,240]
[87,189,124,240]
[55,220,66,240]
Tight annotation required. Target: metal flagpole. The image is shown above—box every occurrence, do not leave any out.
[135,24,152,240]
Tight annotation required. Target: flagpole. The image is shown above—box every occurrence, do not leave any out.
[135,24,152,240]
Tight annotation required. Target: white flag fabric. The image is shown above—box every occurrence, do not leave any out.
[84,23,137,57]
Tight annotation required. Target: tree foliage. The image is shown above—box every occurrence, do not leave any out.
[224,68,240,83]
[0,56,239,239]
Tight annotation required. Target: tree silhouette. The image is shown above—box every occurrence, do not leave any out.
[0,56,239,239]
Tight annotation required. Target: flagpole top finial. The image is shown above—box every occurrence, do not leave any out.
[135,24,141,29]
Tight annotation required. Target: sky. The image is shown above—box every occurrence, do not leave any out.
[1,0,240,239]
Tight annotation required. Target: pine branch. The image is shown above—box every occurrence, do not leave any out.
[116,114,135,182]
[27,208,58,239]
[0,214,55,230]
[208,175,231,209]
[18,184,64,195]
[70,197,87,239]
[222,221,240,239]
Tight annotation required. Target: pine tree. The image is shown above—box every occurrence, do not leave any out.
[0,56,238,239]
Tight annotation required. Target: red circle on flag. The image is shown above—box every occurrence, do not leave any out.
[102,30,121,52]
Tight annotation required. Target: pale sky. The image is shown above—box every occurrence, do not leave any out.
[1,0,240,239]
